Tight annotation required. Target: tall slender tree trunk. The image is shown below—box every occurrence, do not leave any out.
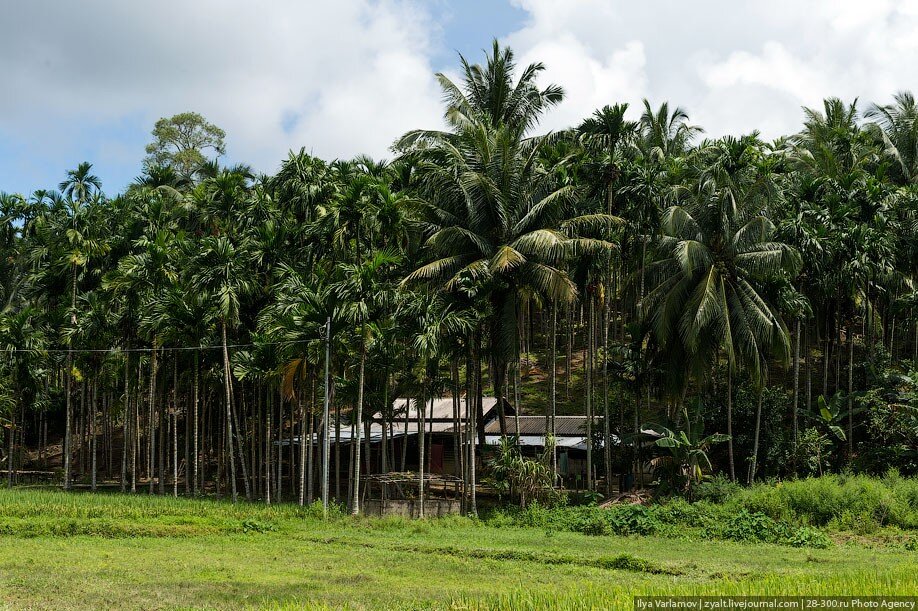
[64,358,72,490]
[748,388,763,485]
[193,351,200,495]
[418,388,427,519]
[221,321,238,502]
[585,298,593,491]
[847,324,854,459]
[148,344,158,494]
[727,367,735,482]
[299,382,308,506]
[351,334,366,516]
[121,353,130,492]
[823,315,831,398]
[400,399,409,472]
[602,290,612,497]
[550,305,558,481]
[91,377,98,491]
[232,390,251,501]
[265,384,272,504]
[792,318,801,466]
[307,376,315,504]
[172,402,178,498]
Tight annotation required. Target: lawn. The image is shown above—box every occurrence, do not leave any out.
[0,489,915,610]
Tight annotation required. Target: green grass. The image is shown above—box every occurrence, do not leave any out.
[0,489,916,609]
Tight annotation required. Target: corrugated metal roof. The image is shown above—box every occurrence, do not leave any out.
[483,416,590,436]
[484,435,590,449]
[374,397,512,423]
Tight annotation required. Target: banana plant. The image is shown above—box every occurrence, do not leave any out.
[644,399,730,495]
[812,392,867,441]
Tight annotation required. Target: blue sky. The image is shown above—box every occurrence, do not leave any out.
[3,0,917,197]
[0,1,528,197]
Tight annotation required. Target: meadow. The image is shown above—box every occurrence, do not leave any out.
[0,486,916,610]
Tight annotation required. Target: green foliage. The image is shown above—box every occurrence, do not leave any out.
[144,112,226,179]
[732,473,918,530]
[786,427,834,476]
[3,488,918,609]
[644,401,731,495]
[487,497,833,548]
[486,436,560,508]
[692,474,743,503]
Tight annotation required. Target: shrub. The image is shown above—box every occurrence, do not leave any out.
[732,474,918,530]
[788,526,832,549]
[693,474,742,504]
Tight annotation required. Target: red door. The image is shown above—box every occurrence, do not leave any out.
[430,443,444,473]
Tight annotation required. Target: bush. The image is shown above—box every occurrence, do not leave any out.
[788,526,832,549]
[707,510,791,544]
[694,475,742,503]
[732,473,918,530]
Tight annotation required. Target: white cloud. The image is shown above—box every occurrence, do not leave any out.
[4,0,918,191]
[503,0,918,139]
[0,0,445,174]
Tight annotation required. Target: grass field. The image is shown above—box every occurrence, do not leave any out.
[0,489,916,610]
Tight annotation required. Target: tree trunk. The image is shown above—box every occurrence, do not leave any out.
[585,298,593,491]
[148,344,158,494]
[300,380,310,506]
[193,351,200,495]
[351,334,366,516]
[792,318,801,461]
[602,291,612,497]
[847,324,854,459]
[221,322,238,502]
[418,389,427,519]
[265,384,272,504]
[91,376,98,491]
[121,353,130,492]
[550,305,558,480]
[748,389,763,485]
[727,367,735,482]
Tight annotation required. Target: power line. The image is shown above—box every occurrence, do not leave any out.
[0,338,312,354]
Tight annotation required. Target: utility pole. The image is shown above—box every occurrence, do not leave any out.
[321,317,331,518]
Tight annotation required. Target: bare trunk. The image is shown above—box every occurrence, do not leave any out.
[221,322,237,502]
[148,344,157,494]
[418,389,427,519]
[847,324,854,459]
[193,351,200,495]
[351,335,366,515]
[748,389,763,485]
[792,318,801,466]
[299,382,309,506]
[585,298,593,491]
[727,367,735,482]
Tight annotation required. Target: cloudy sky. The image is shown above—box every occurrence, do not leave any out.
[3,0,917,194]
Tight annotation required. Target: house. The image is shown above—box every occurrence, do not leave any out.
[483,416,600,488]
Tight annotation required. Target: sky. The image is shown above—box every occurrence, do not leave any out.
[2,0,918,195]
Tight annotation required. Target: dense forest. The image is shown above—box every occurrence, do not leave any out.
[2,42,917,513]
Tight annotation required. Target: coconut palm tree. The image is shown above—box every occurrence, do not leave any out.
[644,135,801,481]
[866,91,918,185]
[398,43,617,435]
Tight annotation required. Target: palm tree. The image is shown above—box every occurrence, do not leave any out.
[57,167,105,490]
[59,163,101,205]
[0,308,48,487]
[866,91,918,185]
[398,42,616,435]
[333,249,401,515]
[639,100,702,162]
[405,293,473,517]
[191,235,257,502]
[644,135,801,481]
